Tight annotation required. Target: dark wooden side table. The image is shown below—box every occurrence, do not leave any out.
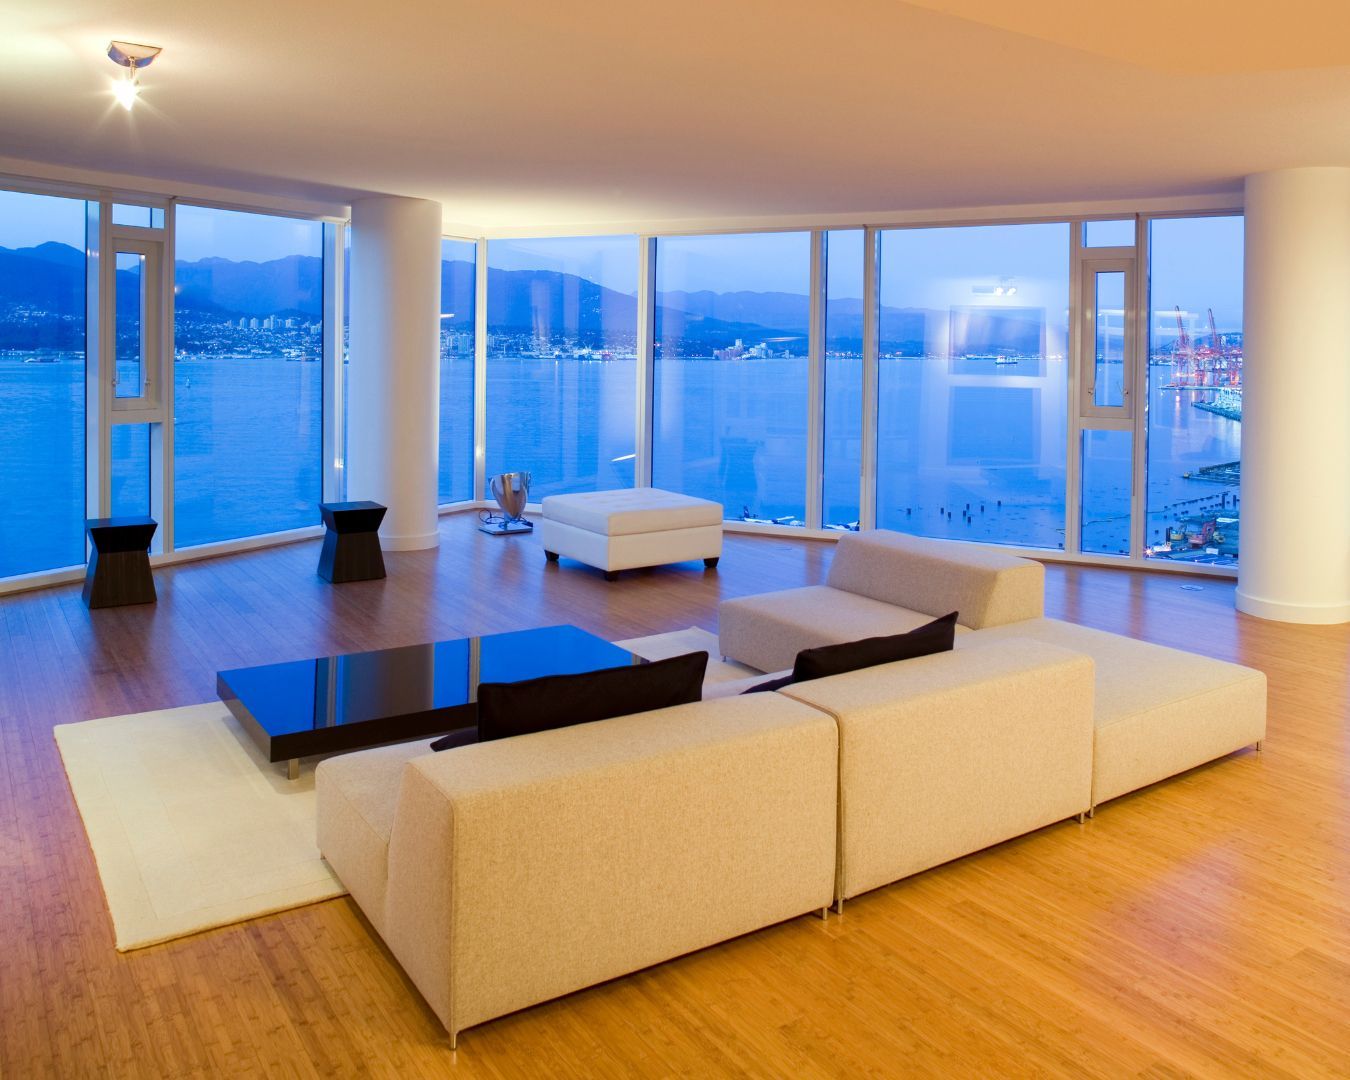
[318,501,387,583]
[83,516,158,609]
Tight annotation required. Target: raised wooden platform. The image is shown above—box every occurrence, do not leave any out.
[3,513,1347,1077]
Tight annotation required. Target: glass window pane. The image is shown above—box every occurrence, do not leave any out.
[114,251,145,398]
[0,189,86,577]
[1092,270,1126,409]
[1083,220,1135,247]
[439,238,475,503]
[486,236,637,498]
[112,204,152,228]
[1080,429,1132,555]
[876,223,1069,548]
[173,205,324,547]
[654,232,810,525]
[824,230,864,530]
[1145,215,1243,566]
[111,423,151,518]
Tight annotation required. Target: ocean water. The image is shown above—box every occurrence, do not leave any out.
[0,353,1240,580]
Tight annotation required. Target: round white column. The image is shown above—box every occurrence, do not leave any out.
[1237,168,1350,623]
[347,196,443,550]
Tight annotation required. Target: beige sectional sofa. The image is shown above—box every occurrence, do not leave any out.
[316,635,1097,1045]
[318,694,839,1048]
[719,529,1043,673]
[720,529,1267,815]
[316,527,1265,1046]
[779,639,1095,905]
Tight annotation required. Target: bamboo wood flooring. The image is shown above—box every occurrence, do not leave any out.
[1,514,1347,1078]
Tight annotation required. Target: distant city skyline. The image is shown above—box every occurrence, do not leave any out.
[0,190,1244,324]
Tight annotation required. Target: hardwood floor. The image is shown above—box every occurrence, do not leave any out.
[2,514,1348,1078]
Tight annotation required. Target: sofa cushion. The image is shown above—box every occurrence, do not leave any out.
[967,618,1266,804]
[719,584,971,674]
[779,639,1094,900]
[825,530,1043,629]
[541,489,723,536]
[793,611,958,682]
[476,651,708,742]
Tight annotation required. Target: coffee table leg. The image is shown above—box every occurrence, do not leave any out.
[287,759,299,781]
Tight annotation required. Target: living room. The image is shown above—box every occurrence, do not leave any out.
[3,3,1349,1077]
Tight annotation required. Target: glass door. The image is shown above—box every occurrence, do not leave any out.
[1072,244,1140,558]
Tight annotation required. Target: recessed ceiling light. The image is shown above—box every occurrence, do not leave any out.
[107,40,162,111]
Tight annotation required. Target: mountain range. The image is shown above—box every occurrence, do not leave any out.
[1,242,1059,355]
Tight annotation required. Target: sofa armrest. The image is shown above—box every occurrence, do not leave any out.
[780,638,1094,900]
[381,694,838,1042]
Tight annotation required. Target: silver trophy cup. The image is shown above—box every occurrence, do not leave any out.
[480,471,533,534]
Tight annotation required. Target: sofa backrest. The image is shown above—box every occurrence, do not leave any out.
[780,637,1094,899]
[380,693,838,1041]
[825,529,1044,628]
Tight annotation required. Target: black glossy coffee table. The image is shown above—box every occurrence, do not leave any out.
[217,624,644,779]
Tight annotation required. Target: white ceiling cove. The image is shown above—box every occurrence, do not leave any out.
[2,1,1350,231]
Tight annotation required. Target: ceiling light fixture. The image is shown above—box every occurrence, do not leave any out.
[107,40,162,111]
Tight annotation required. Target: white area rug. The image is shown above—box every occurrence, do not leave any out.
[616,625,758,685]
[56,627,740,951]
[55,703,344,951]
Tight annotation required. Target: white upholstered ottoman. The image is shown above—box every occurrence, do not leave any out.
[540,489,723,580]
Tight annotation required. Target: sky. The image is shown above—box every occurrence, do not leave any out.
[0,187,1244,324]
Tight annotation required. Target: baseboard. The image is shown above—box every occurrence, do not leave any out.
[380,530,442,552]
[1235,589,1350,625]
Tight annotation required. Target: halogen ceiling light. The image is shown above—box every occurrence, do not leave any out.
[107,40,162,110]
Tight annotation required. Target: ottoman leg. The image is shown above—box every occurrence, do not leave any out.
[704,557,720,569]
[545,550,559,562]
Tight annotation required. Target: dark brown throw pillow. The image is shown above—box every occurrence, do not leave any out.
[791,611,958,682]
[742,674,795,695]
[434,650,707,748]
[741,612,960,695]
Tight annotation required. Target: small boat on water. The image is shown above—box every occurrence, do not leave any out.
[23,357,58,364]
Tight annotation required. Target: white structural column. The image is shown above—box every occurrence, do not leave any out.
[1238,168,1350,623]
[347,196,443,550]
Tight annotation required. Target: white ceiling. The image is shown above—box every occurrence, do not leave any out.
[3,1,1350,232]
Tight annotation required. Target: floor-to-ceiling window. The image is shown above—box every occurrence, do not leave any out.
[173,205,324,546]
[653,232,811,523]
[875,223,1070,548]
[824,230,865,529]
[1145,215,1243,565]
[0,189,86,577]
[440,238,475,503]
[485,236,637,499]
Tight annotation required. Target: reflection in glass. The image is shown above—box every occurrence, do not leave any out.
[173,204,324,547]
[486,236,637,498]
[654,232,810,524]
[1145,216,1243,566]
[876,223,1070,548]
[0,189,86,577]
[440,238,475,503]
[1080,429,1132,555]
